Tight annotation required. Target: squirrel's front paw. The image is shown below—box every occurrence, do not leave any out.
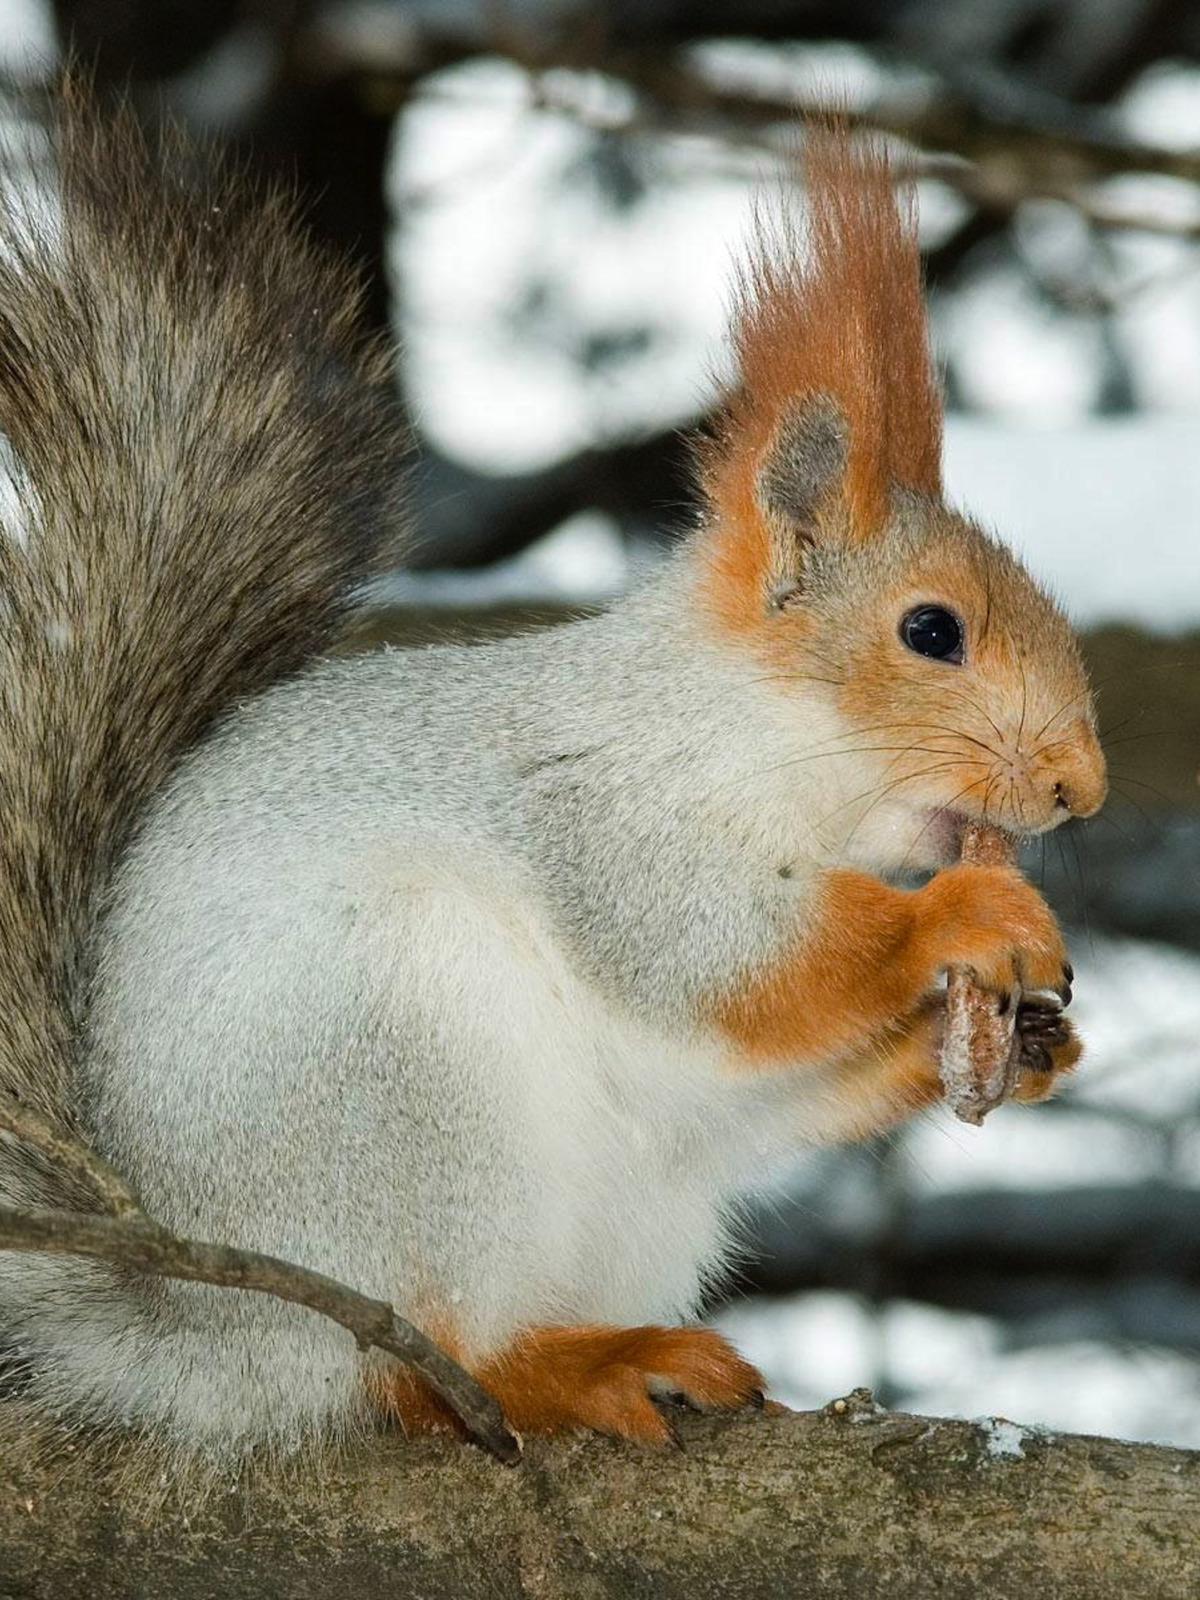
[370,1324,765,1447]
[923,863,1069,1000]
[1010,995,1082,1103]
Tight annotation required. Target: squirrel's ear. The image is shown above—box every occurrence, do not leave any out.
[756,396,848,595]
[696,129,942,630]
[696,392,851,623]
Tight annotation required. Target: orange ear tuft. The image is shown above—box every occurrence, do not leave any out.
[698,126,942,611]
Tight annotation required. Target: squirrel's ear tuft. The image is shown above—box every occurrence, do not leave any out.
[696,126,942,628]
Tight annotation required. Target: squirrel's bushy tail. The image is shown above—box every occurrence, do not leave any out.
[0,97,406,1205]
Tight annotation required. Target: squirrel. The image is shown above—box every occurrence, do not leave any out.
[0,101,1106,1462]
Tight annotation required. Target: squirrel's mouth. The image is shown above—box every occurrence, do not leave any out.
[915,805,970,864]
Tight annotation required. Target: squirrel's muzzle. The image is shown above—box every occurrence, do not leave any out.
[1040,721,1108,823]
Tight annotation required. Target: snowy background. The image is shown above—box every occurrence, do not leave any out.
[389,49,1200,632]
[4,1,1200,1449]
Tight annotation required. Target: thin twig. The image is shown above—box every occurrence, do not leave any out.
[0,1089,143,1217]
[0,1095,519,1459]
[0,1202,521,1464]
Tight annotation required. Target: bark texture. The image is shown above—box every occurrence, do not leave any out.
[2,1391,1198,1599]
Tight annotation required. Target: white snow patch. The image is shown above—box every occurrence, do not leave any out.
[905,1102,1164,1197]
[978,1417,1028,1459]
[373,511,627,609]
[943,416,1200,634]
[713,1292,882,1412]
[394,57,754,473]
[1067,938,1200,1121]
[1120,60,1200,150]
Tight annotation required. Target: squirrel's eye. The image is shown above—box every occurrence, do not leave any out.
[900,606,964,664]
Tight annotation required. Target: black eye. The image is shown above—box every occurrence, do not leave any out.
[901,606,964,663]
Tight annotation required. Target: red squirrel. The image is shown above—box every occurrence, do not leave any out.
[0,109,1105,1459]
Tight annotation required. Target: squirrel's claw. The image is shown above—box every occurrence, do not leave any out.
[1010,997,1080,1102]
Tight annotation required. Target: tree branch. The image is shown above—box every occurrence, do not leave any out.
[2,1388,1198,1597]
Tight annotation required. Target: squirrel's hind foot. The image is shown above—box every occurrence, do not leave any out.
[372,1323,765,1448]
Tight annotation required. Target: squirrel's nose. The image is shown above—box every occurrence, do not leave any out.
[1047,723,1107,819]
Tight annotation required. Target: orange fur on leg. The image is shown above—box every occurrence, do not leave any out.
[827,999,946,1140]
[478,1325,764,1445]
[366,1363,460,1436]
[710,863,1068,1070]
[369,1324,764,1447]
